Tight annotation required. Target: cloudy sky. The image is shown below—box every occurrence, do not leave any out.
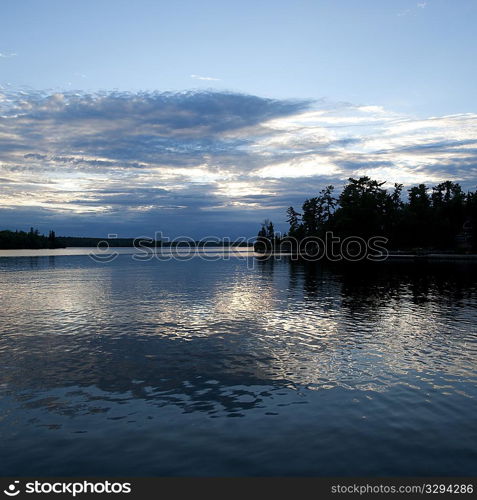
[1,0,476,238]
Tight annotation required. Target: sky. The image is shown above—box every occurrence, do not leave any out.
[1,0,476,237]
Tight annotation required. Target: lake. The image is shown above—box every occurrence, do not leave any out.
[0,250,476,476]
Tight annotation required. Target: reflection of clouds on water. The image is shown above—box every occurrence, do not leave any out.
[1,256,477,477]
[0,256,476,417]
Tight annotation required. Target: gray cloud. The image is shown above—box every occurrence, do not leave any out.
[0,90,476,237]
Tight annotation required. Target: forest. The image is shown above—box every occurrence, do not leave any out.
[0,228,63,249]
[256,177,476,254]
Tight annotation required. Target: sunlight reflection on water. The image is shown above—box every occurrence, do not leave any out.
[0,255,476,476]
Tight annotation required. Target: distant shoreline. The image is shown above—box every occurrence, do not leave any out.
[2,246,477,263]
[387,253,477,260]
[0,231,255,250]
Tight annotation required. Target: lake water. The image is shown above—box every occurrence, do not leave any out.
[0,251,476,476]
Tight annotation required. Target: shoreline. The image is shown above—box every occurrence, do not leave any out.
[255,251,477,261]
[387,253,477,260]
[1,246,477,261]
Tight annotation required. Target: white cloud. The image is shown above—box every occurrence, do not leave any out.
[398,3,427,17]
[0,51,17,58]
[190,74,221,81]
[254,157,341,179]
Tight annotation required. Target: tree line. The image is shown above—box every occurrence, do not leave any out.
[0,228,63,249]
[0,231,256,249]
[256,177,477,253]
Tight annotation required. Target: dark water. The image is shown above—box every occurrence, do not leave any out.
[1,254,476,476]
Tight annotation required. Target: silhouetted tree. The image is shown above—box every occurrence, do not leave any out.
[259,177,476,255]
[301,186,336,237]
[334,177,388,238]
[0,228,64,249]
[286,206,301,235]
[48,230,57,248]
[255,219,274,253]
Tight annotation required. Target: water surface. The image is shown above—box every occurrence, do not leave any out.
[0,253,476,476]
